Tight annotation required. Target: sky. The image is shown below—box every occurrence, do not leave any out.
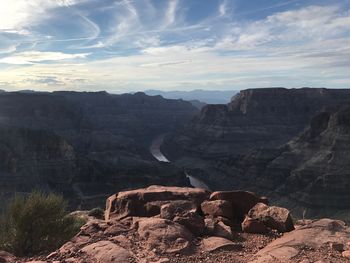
[0,0,349,93]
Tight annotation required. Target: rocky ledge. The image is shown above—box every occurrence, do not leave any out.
[2,186,350,263]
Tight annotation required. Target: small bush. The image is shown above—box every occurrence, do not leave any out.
[88,207,105,219]
[0,191,85,256]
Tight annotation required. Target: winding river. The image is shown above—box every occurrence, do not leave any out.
[150,134,210,190]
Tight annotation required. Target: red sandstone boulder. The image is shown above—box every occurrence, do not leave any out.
[204,218,235,240]
[241,216,269,234]
[59,235,90,255]
[201,200,234,219]
[202,237,242,252]
[81,241,134,263]
[79,219,109,237]
[248,203,294,232]
[136,217,193,254]
[160,200,204,236]
[106,185,210,220]
[160,200,198,220]
[210,191,268,220]
[104,221,129,236]
[173,214,205,236]
[252,219,350,263]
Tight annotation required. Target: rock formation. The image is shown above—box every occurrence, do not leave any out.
[163,88,350,159]
[2,186,350,263]
[162,88,350,218]
[224,104,350,218]
[0,91,198,210]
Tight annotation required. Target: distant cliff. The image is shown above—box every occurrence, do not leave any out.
[0,91,197,210]
[233,105,350,217]
[144,89,238,104]
[162,88,350,217]
[163,88,350,159]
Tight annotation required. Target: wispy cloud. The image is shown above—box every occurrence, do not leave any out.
[0,0,349,92]
[0,44,17,54]
[219,0,227,17]
[0,51,90,65]
[164,0,179,27]
[0,0,85,32]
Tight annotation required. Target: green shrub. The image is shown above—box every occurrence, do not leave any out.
[0,191,85,256]
[88,207,105,219]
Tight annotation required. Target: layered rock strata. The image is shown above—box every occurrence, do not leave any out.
[0,91,198,210]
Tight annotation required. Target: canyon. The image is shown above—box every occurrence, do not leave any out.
[1,88,350,220]
[162,88,350,219]
[0,91,198,211]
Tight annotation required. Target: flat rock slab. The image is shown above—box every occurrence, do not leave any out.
[106,185,210,220]
[202,237,242,252]
[81,240,134,263]
[254,246,299,263]
[251,219,350,263]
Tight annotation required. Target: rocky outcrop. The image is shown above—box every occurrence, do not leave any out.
[252,219,350,263]
[210,191,269,220]
[4,186,350,263]
[103,186,287,245]
[105,186,209,220]
[248,203,294,233]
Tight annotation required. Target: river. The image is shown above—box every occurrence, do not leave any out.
[150,134,210,190]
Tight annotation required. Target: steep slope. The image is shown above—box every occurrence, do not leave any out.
[163,88,350,159]
[54,91,198,146]
[0,91,197,210]
[0,92,83,131]
[230,105,350,217]
[0,128,77,213]
[162,88,350,217]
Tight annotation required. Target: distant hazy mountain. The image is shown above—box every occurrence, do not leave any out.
[144,89,238,104]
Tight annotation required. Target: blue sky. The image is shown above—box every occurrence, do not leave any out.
[0,0,349,92]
